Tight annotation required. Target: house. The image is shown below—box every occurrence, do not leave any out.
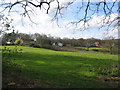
[95,42,100,47]
[58,42,63,47]
[52,42,63,47]
[53,43,56,46]
[6,41,11,44]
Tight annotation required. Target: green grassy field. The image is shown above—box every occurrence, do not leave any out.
[75,46,109,51]
[2,46,119,88]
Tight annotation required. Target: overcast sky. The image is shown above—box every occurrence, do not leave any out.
[0,0,119,39]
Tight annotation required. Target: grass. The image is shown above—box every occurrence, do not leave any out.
[75,46,108,50]
[2,46,119,88]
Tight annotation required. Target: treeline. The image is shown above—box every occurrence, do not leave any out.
[1,30,119,54]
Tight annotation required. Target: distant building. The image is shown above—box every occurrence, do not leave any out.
[95,42,100,47]
[58,42,63,47]
[34,38,37,41]
[6,41,11,44]
[52,42,63,47]
[53,43,56,46]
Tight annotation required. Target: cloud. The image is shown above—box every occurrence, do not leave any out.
[65,13,118,30]
[9,12,118,39]
[90,27,119,39]
[88,14,118,28]
[105,28,118,39]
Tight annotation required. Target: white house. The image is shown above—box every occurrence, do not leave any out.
[6,41,11,44]
[52,42,63,47]
[58,42,63,47]
[53,43,56,46]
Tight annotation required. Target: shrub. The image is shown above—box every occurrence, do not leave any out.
[2,46,24,88]
[14,39,23,45]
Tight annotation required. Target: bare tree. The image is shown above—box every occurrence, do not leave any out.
[0,0,119,30]
[0,14,14,35]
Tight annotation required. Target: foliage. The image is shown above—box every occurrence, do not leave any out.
[14,39,23,45]
[2,46,23,87]
[2,30,19,45]
[1,32,118,54]
[101,38,118,54]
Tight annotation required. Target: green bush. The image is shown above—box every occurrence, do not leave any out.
[14,39,23,45]
[2,46,24,88]
[2,46,23,75]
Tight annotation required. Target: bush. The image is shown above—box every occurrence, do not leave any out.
[2,46,24,88]
[2,46,23,74]
[14,39,23,45]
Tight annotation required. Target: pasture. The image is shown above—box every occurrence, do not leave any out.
[2,46,119,88]
[74,46,109,51]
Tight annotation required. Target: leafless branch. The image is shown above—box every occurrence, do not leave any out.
[0,0,119,31]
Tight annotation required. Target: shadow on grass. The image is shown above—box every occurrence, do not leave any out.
[2,51,119,88]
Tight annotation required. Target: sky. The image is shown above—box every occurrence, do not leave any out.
[0,0,119,39]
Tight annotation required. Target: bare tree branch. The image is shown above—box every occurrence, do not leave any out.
[0,0,119,31]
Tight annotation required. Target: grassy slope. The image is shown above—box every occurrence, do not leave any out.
[2,46,119,88]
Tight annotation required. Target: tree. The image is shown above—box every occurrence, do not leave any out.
[102,37,118,54]
[0,15,14,35]
[2,30,19,45]
[0,0,119,31]
[83,38,95,51]
[31,33,53,47]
